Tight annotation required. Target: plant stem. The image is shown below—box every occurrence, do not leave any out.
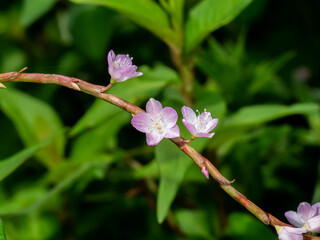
[1,70,320,239]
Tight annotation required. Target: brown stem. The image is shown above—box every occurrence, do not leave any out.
[1,70,317,238]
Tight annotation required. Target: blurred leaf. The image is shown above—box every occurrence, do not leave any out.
[0,89,65,168]
[185,0,252,53]
[21,0,57,27]
[0,219,6,240]
[70,113,128,162]
[224,103,319,127]
[249,51,295,94]
[70,0,180,48]
[0,134,58,182]
[155,139,191,223]
[69,5,113,60]
[71,64,179,135]
[224,212,275,240]
[175,209,213,238]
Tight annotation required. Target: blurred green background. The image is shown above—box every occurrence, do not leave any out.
[0,0,319,239]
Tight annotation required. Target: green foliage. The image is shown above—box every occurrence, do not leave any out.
[185,0,252,53]
[0,89,65,168]
[0,135,57,182]
[155,139,192,223]
[0,0,319,239]
[70,0,180,48]
[20,0,57,27]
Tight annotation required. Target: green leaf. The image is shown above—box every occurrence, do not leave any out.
[224,212,274,240]
[71,64,178,135]
[212,103,319,156]
[175,210,212,238]
[21,0,57,27]
[224,103,319,127]
[70,0,180,48]
[69,5,114,60]
[70,113,128,162]
[0,135,57,182]
[185,0,252,53]
[0,89,65,168]
[155,139,191,223]
[0,219,6,240]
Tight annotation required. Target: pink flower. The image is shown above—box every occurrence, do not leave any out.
[285,202,320,232]
[276,226,307,240]
[131,98,180,146]
[107,50,143,83]
[181,106,218,138]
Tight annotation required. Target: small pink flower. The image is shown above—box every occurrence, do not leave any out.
[107,50,143,83]
[131,98,180,146]
[276,226,307,240]
[181,106,218,138]
[285,202,320,232]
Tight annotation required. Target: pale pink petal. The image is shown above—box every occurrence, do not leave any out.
[312,202,320,214]
[107,50,115,66]
[164,125,180,138]
[146,98,163,118]
[206,118,219,132]
[181,106,197,124]
[306,215,320,232]
[298,202,316,221]
[278,227,306,240]
[131,113,153,133]
[285,211,305,227]
[162,107,178,128]
[195,132,215,138]
[146,132,163,146]
[182,119,197,136]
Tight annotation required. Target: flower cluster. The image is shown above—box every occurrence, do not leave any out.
[131,98,218,146]
[276,202,320,240]
[106,50,218,179]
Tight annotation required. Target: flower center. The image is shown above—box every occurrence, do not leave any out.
[114,55,132,69]
[150,115,166,134]
[195,109,211,132]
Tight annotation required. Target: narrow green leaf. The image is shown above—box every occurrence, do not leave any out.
[175,210,212,238]
[0,135,56,182]
[70,0,180,47]
[21,0,57,27]
[0,219,6,240]
[155,139,191,223]
[185,0,252,53]
[0,89,65,168]
[224,103,319,127]
[71,65,178,135]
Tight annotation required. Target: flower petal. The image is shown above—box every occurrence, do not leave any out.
[107,50,116,66]
[162,107,178,128]
[181,106,197,124]
[285,211,305,227]
[146,132,163,146]
[306,215,320,232]
[182,119,197,136]
[298,202,316,221]
[146,98,163,118]
[164,125,180,138]
[278,226,306,240]
[194,132,215,138]
[131,113,153,133]
[206,118,219,132]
